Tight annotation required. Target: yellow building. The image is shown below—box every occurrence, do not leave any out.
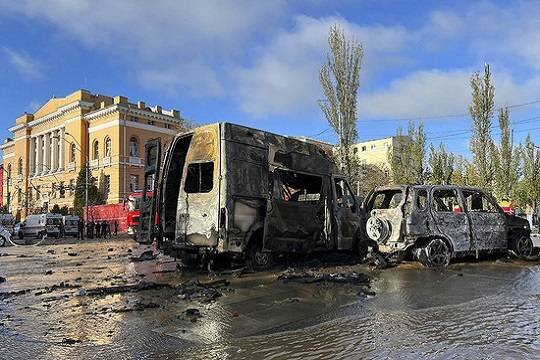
[350,136,410,172]
[1,89,186,219]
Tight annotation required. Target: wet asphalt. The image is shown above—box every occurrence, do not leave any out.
[1,238,540,359]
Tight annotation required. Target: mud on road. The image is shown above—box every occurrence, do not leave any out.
[1,239,540,359]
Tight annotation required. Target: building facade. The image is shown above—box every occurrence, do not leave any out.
[350,136,410,172]
[1,89,185,219]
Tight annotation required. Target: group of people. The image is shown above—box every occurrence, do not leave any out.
[77,219,119,240]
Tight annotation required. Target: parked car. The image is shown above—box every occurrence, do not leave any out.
[20,213,63,240]
[0,225,11,246]
[63,215,80,237]
[137,122,365,269]
[362,185,533,267]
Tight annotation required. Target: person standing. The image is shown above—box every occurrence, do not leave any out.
[526,203,534,230]
[96,220,101,239]
[114,220,119,236]
[77,219,84,240]
[101,220,107,239]
[107,222,112,238]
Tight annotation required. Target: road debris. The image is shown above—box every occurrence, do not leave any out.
[278,269,370,285]
[130,250,156,262]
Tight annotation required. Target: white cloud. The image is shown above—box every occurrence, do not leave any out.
[2,47,43,80]
[0,0,285,97]
[235,15,412,116]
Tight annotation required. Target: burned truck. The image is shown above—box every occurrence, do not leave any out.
[363,185,533,267]
[138,123,365,269]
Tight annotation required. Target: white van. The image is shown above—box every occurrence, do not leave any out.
[63,215,80,237]
[0,214,15,236]
[20,213,63,239]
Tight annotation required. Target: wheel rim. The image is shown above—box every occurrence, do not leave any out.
[516,236,533,257]
[254,249,270,267]
[427,239,450,267]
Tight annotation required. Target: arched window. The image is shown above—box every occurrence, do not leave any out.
[129,137,138,157]
[93,140,99,160]
[104,137,112,157]
[7,164,12,179]
[17,158,23,175]
[70,143,77,163]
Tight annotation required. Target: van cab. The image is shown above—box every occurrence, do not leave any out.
[20,213,63,240]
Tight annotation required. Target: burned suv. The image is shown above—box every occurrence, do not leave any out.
[362,185,533,267]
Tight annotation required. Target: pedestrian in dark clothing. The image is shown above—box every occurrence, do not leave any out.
[101,220,107,239]
[114,221,119,236]
[107,222,112,238]
[87,221,94,239]
[96,221,101,239]
[77,220,84,240]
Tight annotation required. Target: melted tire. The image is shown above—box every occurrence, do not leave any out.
[510,235,534,259]
[0,236,5,247]
[419,238,451,268]
[247,239,273,271]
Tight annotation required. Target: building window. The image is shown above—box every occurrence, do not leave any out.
[7,164,11,179]
[104,137,112,157]
[70,143,77,162]
[129,137,139,157]
[361,146,366,151]
[165,123,171,129]
[103,175,111,194]
[148,120,155,126]
[17,188,22,202]
[93,140,99,160]
[17,158,23,175]
[131,116,138,123]
[370,144,376,150]
[51,182,56,198]
[129,175,139,192]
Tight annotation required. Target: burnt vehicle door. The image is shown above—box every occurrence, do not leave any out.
[137,138,161,244]
[176,126,221,247]
[332,176,361,249]
[461,189,506,251]
[264,168,326,252]
[429,187,471,253]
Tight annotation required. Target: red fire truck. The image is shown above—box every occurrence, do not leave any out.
[126,191,153,239]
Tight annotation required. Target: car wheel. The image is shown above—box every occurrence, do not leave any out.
[0,236,5,247]
[419,238,451,268]
[366,216,390,243]
[247,238,273,271]
[511,235,533,258]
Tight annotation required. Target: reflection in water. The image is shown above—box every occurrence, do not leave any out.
[2,239,540,360]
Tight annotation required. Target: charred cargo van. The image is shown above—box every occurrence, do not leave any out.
[138,123,365,269]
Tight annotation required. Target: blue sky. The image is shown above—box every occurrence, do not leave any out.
[2,0,540,159]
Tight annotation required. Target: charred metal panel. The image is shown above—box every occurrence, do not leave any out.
[175,124,220,248]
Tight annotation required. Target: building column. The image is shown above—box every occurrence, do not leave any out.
[58,128,65,171]
[51,130,59,172]
[43,133,51,174]
[29,137,35,176]
[36,135,43,175]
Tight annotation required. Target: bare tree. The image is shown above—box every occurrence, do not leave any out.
[469,64,496,189]
[319,24,363,179]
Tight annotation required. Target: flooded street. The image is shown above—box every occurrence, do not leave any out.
[1,239,540,359]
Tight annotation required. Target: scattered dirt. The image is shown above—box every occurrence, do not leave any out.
[130,250,156,262]
[278,269,370,285]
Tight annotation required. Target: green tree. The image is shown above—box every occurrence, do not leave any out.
[50,204,61,214]
[319,24,363,180]
[517,135,540,206]
[354,162,390,197]
[73,164,104,216]
[60,205,70,216]
[427,143,454,185]
[389,121,426,184]
[469,64,496,189]
[493,107,519,199]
